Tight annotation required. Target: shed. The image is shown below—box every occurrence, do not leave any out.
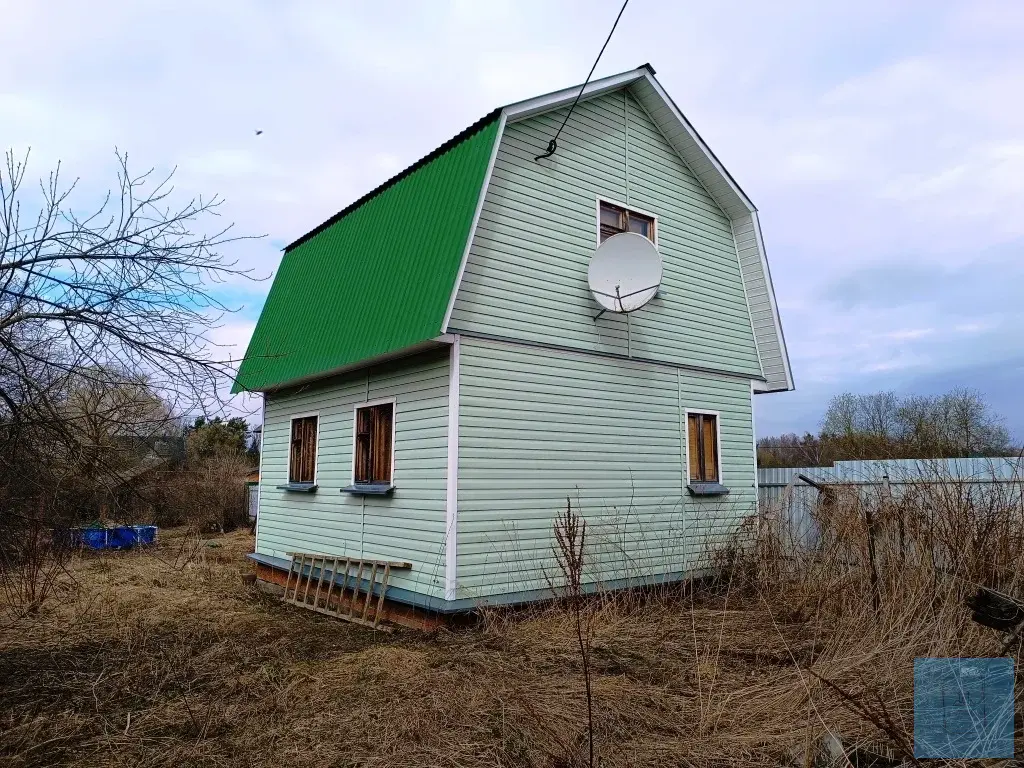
[245,469,260,521]
[235,64,793,619]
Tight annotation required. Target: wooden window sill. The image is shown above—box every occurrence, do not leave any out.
[341,483,395,496]
[687,483,730,496]
[277,483,318,493]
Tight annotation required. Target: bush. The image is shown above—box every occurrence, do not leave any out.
[150,453,252,532]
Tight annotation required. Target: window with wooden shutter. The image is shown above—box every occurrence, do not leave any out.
[354,402,394,484]
[686,412,719,484]
[288,415,318,484]
[599,200,655,244]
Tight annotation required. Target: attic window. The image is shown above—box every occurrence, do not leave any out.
[354,402,394,485]
[289,415,318,484]
[599,201,655,244]
[686,412,720,484]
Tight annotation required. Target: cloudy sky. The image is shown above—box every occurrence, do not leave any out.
[3,1,1023,440]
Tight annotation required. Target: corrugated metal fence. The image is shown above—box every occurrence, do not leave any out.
[758,457,1024,544]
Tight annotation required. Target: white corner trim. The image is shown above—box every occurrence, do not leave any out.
[445,336,461,601]
[751,381,761,535]
[751,211,795,391]
[441,112,507,333]
[254,394,266,553]
[286,411,320,485]
[750,381,759,487]
[682,408,724,486]
[349,397,398,485]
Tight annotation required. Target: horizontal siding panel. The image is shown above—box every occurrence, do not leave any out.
[450,89,761,377]
[510,128,731,224]
[629,84,790,389]
[483,177,743,263]
[453,281,758,355]
[256,348,451,599]
[469,220,747,295]
[455,337,756,601]
[470,223,753,308]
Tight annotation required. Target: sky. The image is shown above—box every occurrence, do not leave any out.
[2,0,1023,441]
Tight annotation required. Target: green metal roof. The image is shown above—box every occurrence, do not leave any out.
[233,112,501,393]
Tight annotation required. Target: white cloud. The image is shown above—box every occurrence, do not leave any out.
[881,328,935,341]
[954,321,996,335]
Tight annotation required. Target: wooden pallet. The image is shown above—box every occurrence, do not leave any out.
[282,553,412,631]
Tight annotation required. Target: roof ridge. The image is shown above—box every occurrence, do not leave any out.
[285,107,502,253]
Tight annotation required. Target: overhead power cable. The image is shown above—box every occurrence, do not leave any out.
[534,0,631,162]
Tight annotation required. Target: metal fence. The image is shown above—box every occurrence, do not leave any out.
[757,457,1024,545]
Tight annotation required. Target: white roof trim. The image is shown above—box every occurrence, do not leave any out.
[502,68,649,123]
[634,74,756,216]
[751,210,795,391]
[441,112,507,332]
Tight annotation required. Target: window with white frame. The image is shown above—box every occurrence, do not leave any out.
[354,402,394,484]
[288,415,318,484]
[686,412,719,484]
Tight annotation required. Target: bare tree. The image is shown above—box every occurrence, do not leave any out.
[0,146,258,568]
[553,499,596,768]
[815,389,1013,462]
[756,432,825,468]
[0,148,254,451]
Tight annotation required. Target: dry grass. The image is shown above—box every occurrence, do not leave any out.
[1,477,1022,767]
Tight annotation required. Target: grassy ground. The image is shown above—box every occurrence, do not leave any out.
[0,513,1013,767]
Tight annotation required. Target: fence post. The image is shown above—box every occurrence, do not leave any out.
[864,501,881,613]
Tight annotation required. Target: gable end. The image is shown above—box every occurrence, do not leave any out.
[444,68,793,392]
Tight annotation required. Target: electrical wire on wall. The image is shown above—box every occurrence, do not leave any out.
[534,0,631,161]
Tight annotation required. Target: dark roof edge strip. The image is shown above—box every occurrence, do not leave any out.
[284,107,503,253]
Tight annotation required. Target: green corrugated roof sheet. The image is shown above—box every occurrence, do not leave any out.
[233,112,501,392]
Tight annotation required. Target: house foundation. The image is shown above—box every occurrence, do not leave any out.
[254,561,456,632]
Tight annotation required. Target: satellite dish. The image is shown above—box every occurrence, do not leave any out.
[588,232,662,313]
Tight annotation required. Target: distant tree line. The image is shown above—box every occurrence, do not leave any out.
[757,388,1016,468]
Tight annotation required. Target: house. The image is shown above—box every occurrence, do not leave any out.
[235,64,793,619]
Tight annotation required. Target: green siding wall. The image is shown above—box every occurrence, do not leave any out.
[256,349,450,599]
[448,89,762,378]
[455,336,756,600]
